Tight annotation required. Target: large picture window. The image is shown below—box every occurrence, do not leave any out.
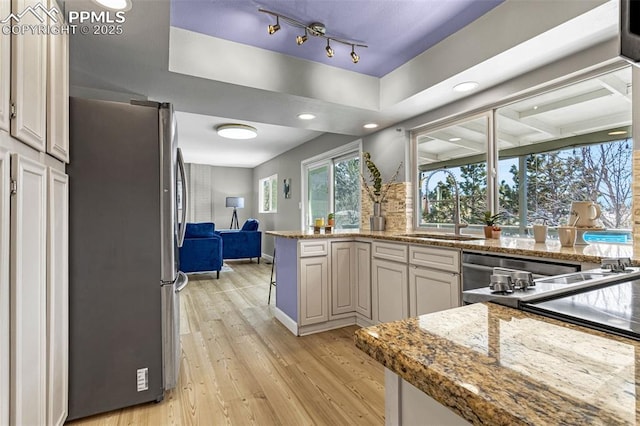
[413,66,633,243]
[259,174,277,213]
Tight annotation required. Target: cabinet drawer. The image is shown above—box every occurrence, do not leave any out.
[409,246,460,272]
[299,240,328,257]
[372,241,408,263]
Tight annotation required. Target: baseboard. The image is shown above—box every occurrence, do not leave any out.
[274,307,299,335]
[262,253,274,263]
[298,316,358,336]
[356,315,375,328]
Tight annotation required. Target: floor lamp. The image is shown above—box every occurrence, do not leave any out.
[226,197,244,229]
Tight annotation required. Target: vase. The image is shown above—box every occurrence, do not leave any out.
[370,202,386,231]
[483,226,493,239]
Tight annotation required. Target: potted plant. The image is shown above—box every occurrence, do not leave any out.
[491,225,502,239]
[481,211,504,238]
[327,212,335,227]
[360,152,402,231]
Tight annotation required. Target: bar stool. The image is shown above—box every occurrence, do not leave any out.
[268,247,276,304]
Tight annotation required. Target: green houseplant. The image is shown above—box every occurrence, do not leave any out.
[480,211,504,238]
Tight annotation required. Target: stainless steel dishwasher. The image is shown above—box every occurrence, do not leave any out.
[462,251,580,293]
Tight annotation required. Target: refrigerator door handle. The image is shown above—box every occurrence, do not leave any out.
[177,147,188,248]
[175,271,189,293]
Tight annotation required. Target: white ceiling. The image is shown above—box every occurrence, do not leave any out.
[66,0,620,168]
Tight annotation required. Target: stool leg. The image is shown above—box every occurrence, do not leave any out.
[268,247,276,304]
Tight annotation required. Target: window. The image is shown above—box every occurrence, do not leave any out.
[412,66,633,242]
[301,141,361,230]
[259,174,277,213]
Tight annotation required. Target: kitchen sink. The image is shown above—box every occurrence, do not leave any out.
[399,233,484,241]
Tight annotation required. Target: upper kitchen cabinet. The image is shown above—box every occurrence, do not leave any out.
[10,0,48,152]
[46,0,69,163]
[0,1,10,133]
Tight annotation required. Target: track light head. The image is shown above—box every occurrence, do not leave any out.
[296,30,308,45]
[350,46,359,63]
[268,17,280,34]
[325,40,334,58]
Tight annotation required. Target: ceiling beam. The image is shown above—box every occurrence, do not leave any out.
[597,74,632,104]
[499,108,561,137]
[518,87,612,118]
[560,111,632,134]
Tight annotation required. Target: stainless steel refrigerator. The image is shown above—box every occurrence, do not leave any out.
[67,98,189,420]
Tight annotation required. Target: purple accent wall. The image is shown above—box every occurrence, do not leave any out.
[170,0,503,78]
[275,237,298,320]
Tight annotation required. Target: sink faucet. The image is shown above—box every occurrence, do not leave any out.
[423,169,468,235]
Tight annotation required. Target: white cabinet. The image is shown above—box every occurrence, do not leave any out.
[331,242,356,316]
[10,0,48,151]
[0,148,9,426]
[299,241,329,326]
[0,1,10,133]
[47,169,68,426]
[409,267,460,317]
[355,242,371,319]
[46,0,69,163]
[10,154,48,426]
[372,258,408,324]
[409,246,461,317]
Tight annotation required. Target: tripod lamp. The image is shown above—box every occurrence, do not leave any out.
[226,197,244,229]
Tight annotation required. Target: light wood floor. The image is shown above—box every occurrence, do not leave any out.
[68,260,385,425]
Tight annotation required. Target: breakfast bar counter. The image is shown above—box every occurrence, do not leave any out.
[354,302,639,425]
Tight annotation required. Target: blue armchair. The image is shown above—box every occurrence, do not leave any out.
[179,222,223,278]
[217,219,262,263]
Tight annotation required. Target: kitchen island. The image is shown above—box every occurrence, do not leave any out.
[354,302,639,425]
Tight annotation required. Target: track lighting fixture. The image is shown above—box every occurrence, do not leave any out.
[259,8,367,63]
[350,45,359,63]
[296,29,308,45]
[268,16,280,35]
[325,40,334,58]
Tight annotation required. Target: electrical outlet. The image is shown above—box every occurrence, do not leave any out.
[137,368,149,392]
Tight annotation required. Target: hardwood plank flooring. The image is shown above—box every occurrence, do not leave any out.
[67,260,384,425]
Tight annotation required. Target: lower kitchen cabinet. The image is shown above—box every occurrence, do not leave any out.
[299,255,329,326]
[372,258,408,323]
[409,266,460,317]
[331,242,356,316]
[355,242,371,319]
[0,140,68,426]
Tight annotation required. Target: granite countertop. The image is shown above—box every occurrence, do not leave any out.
[354,303,640,425]
[266,230,635,264]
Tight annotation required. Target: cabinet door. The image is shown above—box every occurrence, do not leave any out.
[47,168,68,426]
[0,149,9,426]
[355,242,371,319]
[47,1,69,163]
[10,154,47,426]
[11,0,48,151]
[0,0,9,133]
[299,256,328,326]
[409,267,460,317]
[331,242,355,316]
[372,258,408,323]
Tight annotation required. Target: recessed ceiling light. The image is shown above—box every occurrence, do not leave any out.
[608,130,628,135]
[453,81,479,92]
[449,137,462,142]
[297,113,316,120]
[363,123,378,129]
[92,0,132,11]
[216,124,257,140]
[533,106,539,110]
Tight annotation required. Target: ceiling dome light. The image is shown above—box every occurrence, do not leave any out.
[325,40,334,58]
[363,123,378,129]
[448,137,461,142]
[297,113,316,120]
[453,81,479,92]
[92,0,131,10]
[216,124,257,140]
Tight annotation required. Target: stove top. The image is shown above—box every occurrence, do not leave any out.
[462,268,640,308]
[522,279,640,341]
